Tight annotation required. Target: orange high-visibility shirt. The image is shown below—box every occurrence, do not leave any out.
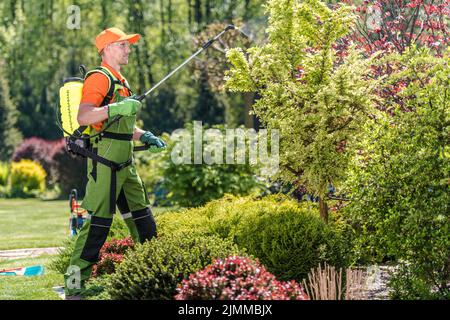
[80,62,131,131]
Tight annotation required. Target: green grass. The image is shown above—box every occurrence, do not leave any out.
[0,254,62,300]
[0,198,180,250]
[0,199,68,250]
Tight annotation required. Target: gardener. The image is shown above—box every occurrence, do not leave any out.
[64,27,166,300]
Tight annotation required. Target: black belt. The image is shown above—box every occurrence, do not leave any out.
[100,131,133,141]
[100,131,148,152]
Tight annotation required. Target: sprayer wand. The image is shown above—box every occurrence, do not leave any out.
[134,24,236,102]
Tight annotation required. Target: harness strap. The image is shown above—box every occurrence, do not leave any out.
[100,131,133,141]
[68,139,134,214]
[85,67,124,107]
[133,145,150,152]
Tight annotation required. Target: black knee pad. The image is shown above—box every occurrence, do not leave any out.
[80,216,112,263]
[131,207,157,243]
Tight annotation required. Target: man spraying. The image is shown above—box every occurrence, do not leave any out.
[64,27,166,300]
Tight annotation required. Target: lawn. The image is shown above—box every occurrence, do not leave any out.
[0,199,68,250]
[0,254,62,300]
[0,198,178,250]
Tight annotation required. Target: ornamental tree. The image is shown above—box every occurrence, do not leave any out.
[225,0,378,222]
[339,0,450,112]
[346,0,450,56]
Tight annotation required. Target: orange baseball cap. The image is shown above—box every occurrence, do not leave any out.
[95,27,141,53]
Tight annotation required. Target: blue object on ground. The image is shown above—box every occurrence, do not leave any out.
[0,265,45,276]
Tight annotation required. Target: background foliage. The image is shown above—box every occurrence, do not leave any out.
[343,46,450,299]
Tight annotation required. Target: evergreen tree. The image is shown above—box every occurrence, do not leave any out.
[225,0,378,222]
[0,60,22,161]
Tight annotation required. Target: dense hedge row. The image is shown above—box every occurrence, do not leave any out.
[156,194,351,282]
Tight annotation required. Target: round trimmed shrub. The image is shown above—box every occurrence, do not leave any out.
[157,194,351,282]
[175,255,309,300]
[106,233,245,300]
[10,159,46,196]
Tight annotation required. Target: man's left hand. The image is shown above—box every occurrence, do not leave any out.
[139,131,167,153]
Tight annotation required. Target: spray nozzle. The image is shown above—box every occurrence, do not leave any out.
[225,25,236,31]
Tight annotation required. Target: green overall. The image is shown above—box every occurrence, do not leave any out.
[64,66,154,296]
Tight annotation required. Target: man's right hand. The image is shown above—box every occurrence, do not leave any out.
[107,98,142,118]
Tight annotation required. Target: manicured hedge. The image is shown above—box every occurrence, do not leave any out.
[156,194,351,281]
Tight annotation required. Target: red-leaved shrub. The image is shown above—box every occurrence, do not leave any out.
[12,137,87,197]
[92,237,134,277]
[12,137,58,178]
[50,138,87,197]
[175,256,309,300]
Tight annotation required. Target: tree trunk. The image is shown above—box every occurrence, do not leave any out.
[319,196,329,224]
[194,0,202,27]
[244,92,254,129]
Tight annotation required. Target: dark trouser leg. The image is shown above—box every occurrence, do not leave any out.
[131,207,157,243]
[64,215,112,296]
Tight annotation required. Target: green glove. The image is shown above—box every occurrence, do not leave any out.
[140,131,167,153]
[108,98,142,118]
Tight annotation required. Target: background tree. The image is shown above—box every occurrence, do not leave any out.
[0,59,22,161]
[225,0,378,222]
[191,21,257,128]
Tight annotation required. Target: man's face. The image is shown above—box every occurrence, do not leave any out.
[106,40,131,65]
